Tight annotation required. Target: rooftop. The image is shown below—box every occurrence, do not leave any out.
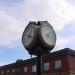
[0,48,75,69]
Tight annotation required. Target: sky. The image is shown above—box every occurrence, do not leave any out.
[0,0,75,66]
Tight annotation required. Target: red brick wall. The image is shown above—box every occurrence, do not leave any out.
[42,54,69,74]
[68,54,75,71]
[0,53,74,75]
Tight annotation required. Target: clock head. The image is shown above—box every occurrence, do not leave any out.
[38,21,56,49]
[22,23,37,49]
[22,21,56,55]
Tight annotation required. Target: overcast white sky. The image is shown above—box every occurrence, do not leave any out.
[0,0,75,66]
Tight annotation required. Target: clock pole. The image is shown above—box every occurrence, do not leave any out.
[22,21,56,75]
[37,52,42,75]
[36,47,42,75]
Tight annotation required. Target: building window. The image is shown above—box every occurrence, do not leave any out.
[44,63,49,70]
[17,69,20,72]
[12,69,15,72]
[1,70,4,75]
[55,60,61,69]
[7,70,9,73]
[32,65,36,72]
[24,67,27,72]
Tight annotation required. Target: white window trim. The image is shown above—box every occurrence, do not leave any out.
[32,65,36,72]
[44,62,50,70]
[24,67,27,72]
[12,69,15,72]
[55,60,61,69]
[17,69,20,72]
[1,70,4,75]
[7,70,9,73]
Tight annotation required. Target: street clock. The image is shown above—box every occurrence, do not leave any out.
[38,21,56,50]
[22,22,38,54]
[22,21,56,55]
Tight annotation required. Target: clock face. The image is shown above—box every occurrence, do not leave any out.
[22,25,36,47]
[39,25,56,47]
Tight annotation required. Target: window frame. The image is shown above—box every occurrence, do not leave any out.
[1,70,4,75]
[32,65,36,72]
[12,69,15,72]
[24,67,28,72]
[44,62,50,70]
[55,60,61,69]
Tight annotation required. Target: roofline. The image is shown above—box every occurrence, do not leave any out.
[0,48,75,69]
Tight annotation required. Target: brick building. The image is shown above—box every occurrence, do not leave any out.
[0,48,75,75]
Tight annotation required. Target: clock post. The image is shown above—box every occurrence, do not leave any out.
[22,21,56,75]
[36,48,42,75]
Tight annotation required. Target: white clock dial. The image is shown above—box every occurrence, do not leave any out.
[40,25,56,46]
[22,25,36,47]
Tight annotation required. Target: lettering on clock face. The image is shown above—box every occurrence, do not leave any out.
[22,25,35,47]
[41,25,56,46]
